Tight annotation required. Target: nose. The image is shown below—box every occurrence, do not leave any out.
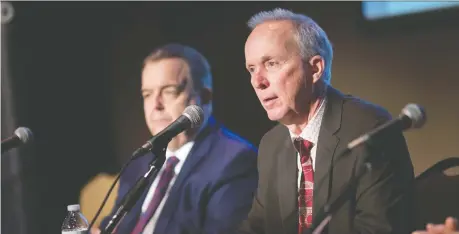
[251,70,269,90]
[150,92,165,111]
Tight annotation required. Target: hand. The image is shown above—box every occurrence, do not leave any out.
[90,227,101,234]
[413,217,458,234]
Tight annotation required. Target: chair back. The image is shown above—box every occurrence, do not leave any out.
[414,157,459,229]
[80,173,119,228]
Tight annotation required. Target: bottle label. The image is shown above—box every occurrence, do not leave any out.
[62,230,88,234]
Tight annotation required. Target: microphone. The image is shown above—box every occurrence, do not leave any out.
[307,103,426,234]
[1,127,34,154]
[101,105,203,233]
[132,105,204,159]
[346,103,426,151]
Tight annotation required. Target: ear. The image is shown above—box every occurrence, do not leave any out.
[199,88,213,105]
[309,55,325,83]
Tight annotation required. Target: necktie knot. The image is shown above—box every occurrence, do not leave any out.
[293,138,314,155]
[165,156,179,170]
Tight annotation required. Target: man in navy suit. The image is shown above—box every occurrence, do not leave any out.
[94,44,258,234]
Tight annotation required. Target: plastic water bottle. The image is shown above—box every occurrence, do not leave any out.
[61,204,89,234]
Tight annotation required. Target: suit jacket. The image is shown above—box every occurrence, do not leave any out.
[101,117,258,234]
[239,87,415,234]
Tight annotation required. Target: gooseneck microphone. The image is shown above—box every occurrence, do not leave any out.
[1,127,34,154]
[132,105,204,159]
[346,103,426,152]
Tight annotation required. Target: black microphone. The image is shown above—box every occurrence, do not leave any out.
[1,127,33,154]
[101,105,203,234]
[132,105,204,159]
[345,103,426,152]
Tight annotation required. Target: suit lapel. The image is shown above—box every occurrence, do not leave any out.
[153,118,218,234]
[276,127,299,233]
[275,87,345,232]
[313,87,343,219]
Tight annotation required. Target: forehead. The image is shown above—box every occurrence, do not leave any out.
[141,58,191,87]
[245,20,297,61]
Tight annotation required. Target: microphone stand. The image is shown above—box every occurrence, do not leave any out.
[101,145,167,234]
[305,143,378,234]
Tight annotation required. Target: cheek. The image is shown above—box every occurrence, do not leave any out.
[170,95,191,116]
[250,76,257,89]
[287,67,305,93]
[143,101,152,117]
[272,71,298,101]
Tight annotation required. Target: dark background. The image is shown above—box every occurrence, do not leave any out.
[2,2,458,234]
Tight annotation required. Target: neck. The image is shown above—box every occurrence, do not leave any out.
[167,131,194,152]
[286,83,327,135]
[286,98,322,135]
[166,115,207,151]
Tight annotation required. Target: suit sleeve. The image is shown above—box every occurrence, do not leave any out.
[237,180,265,234]
[352,119,415,234]
[237,137,269,234]
[201,148,259,234]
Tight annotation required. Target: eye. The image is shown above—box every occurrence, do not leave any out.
[247,66,255,74]
[161,86,180,99]
[265,60,279,68]
[163,89,176,95]
[163,88,177,95]
[142,92,150,99]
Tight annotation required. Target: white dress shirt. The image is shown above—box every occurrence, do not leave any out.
[141,141,194,234]
[289,96,327,190]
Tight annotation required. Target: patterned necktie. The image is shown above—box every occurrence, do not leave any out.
[131,156,180,234]
[294,138,314,234]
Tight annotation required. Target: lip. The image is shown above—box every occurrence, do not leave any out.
[151,119,171,123]
[262,96,278,107]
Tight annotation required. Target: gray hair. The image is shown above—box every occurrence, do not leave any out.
[247,8,333,84]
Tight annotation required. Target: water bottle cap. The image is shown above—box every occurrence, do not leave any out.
[67,204,80,211]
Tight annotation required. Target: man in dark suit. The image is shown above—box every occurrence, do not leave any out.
[94,44,258,234]
[239,8,415,234]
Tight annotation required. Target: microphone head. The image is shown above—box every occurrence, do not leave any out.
[401,104,426,129]
[14,127,33,144]
[182,105,204,128]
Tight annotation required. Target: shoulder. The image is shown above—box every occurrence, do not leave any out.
[201,126,258,180]
[342,94,392,123]
[337,93,393,138]
[335,91,411,160]
[317,87,396,144]
[256,124,289,173]
[217,126,257,155]
[259,124,289,150]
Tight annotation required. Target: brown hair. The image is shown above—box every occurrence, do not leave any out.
[143,43,212,92]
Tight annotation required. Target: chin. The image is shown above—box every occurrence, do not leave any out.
[149,126,167,135]
[266,108,287,122]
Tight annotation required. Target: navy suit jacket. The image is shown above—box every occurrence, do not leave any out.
[100,117,258,234]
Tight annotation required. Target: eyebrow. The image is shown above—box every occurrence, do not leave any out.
[261,55,273,62]
[141,79,189,93]
[246,55,274,67]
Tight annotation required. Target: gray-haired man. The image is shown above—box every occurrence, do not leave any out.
[239,8,415,234]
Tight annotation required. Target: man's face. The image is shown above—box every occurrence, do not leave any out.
[245,20,317,125]
[141,58,197,136]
